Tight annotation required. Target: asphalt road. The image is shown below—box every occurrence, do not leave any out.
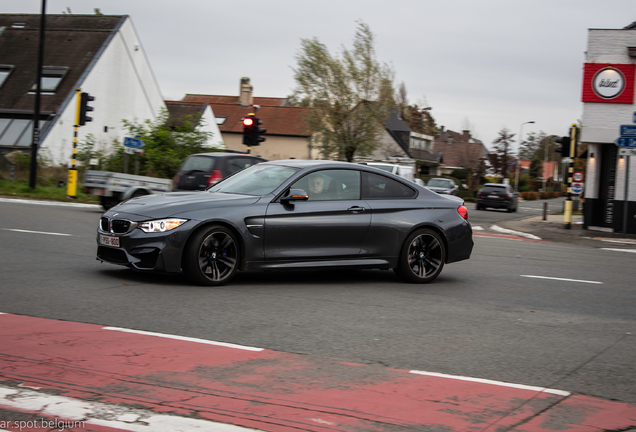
[1,197,634,406]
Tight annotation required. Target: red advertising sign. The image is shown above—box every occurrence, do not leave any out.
[581,63,635,104]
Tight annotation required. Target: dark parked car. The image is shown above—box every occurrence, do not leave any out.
[97,160,473,286]
[476,183,518,212]
[426,178,459,195]
[172,152,267,191]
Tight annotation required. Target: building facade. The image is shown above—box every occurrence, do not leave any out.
[581,22,636,234]
[0,14,166,166]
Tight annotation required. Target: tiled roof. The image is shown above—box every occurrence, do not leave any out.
[182,94,291,107]
[0,14,125,113]
[178,101,310,137]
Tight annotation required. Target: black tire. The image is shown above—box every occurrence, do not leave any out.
[476,204,483,210]
[183,225,239,286]
[394,228,446,284]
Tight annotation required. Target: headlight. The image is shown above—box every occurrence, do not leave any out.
[139,218,188,233]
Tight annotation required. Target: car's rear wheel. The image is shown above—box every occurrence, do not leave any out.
[184,225,239,286]
[394,228,445,284]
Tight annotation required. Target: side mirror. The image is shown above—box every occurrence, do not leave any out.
[281,188,309,203]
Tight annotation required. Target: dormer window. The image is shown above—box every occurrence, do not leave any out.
[30,66,69,93]
[0,65,14,88]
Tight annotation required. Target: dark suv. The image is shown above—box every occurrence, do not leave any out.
[173,152,267,191]
[476,183,518,212]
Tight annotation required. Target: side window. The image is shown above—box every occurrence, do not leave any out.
[227,157,259,175]
[363,172,416,199]
[290,169,361,201]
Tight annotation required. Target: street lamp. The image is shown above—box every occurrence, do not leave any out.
[515,121,535,191]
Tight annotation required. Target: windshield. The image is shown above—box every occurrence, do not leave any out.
[208,164,298,196]
[428,179,453,188]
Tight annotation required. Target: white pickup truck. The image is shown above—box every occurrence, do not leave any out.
[84,170,172,210]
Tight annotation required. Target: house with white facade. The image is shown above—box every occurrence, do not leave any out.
[0,14,169,166]
[580,21,636,234]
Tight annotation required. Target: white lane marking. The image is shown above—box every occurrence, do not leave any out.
[0,384,258,431]
[520,207,542,211]
[103,326,264,352]
[3,228,72,236]
[520,275,603,284]
[472,226,484,231]
[0,197,101,208]
[409,370,570,397]
[601,239,636,244]
[491,225,542,240]
[601,248,636,253]
[474,235,523,242]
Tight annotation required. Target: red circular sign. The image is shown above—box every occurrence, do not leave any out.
[573,171,584,182]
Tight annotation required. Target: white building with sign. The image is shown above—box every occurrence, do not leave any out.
[581,21,636,234]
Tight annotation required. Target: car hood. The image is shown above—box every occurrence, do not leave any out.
[109,191,262,218]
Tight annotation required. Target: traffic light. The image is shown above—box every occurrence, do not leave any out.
[554,136,570,158]
[242,114,266,146]
[79,92,95,126]
[554,126,579,158]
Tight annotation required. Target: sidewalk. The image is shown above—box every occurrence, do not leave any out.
[2,313,636,432]
[498,212,636,247]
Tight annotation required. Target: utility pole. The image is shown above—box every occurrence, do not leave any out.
[29,0,46,190]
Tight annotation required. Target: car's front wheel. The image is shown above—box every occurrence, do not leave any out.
[183,225,239,286]
[394,228,446,283]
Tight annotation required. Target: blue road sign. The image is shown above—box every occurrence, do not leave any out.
[123,137,144,149]
[615,137,636,148]
[620,124,636,137]
[571,183,583,194]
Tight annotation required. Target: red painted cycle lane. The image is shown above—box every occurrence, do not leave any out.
[0,313,634,431]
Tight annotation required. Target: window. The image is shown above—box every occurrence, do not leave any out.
[291,169,361,201]
[0,118,47,146]
[0,65,14,88]
[30,66,69,92]
[215,117,227,125]
[363,172,416,199]
[226,157,263,175]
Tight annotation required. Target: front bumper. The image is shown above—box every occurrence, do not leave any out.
[96,216,193,273]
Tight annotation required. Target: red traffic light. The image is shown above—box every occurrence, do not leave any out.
[242,117,254,127]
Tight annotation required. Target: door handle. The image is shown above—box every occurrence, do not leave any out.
[347,206,366,213]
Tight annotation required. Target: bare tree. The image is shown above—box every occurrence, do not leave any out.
[290,22,395,161]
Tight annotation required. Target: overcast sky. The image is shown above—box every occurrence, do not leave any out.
[4,0,636,151]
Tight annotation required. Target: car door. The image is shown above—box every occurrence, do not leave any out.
[359,171,419,257]
[263,169,371,260]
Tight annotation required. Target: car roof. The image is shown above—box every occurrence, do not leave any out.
[263,159,361,169]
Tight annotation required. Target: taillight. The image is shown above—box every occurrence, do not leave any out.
[458,205,468,220]
[207,170,223,186]
[502,194,511,199]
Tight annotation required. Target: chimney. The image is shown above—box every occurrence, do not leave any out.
[462,130,471,141]
[238,77,253,107]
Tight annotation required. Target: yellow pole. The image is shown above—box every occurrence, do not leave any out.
[66,88,81,198]
[563,124,577,229]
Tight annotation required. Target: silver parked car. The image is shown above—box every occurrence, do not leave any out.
[426,178,459,195]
